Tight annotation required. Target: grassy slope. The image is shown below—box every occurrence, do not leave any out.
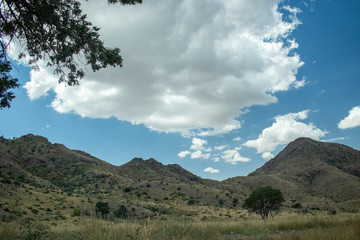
[1,134,360,232]
[1,213,359,240]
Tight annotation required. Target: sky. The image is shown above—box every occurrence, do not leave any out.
[1,0,360,181]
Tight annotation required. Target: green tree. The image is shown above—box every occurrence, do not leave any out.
[0,0,142,108]
[244,186,285,220]
[0,42,19,109]
[95,201,109,218]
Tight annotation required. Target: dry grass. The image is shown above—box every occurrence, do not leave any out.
[0,213,359,240]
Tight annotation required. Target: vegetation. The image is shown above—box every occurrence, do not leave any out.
[0,213,359,239]
[1,135,360,239]
[114,205,128,219]
[0,47,19,109]
[95,201,110,218]
[0,0,142,108]
[244,186,285,220]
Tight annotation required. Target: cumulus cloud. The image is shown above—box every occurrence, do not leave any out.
[178,151,190,158]
[178,137,212,160]
[338,106,360,129]
[17,0,304,135]
[244,110,328,159]
[191,150,210,160]
[24,67,58,100]
[190,138,209,151]
[261,152,275,160]
[222,149,251,164]
[204,167,219,174]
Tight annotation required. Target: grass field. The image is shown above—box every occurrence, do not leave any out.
[1,212,359,240]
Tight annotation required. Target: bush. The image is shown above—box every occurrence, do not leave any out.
[232,198,239,206]
[291,203,302,209]
[95,202,109,218]
[114,205,128,219]
[328,210,337,215]
[72,208,81,217]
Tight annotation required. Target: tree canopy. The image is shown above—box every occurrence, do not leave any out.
[0,41,19,109]
[0,0,142,108]
[244,186,285,220]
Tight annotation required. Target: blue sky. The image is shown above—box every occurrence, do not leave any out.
[1,0,360,180]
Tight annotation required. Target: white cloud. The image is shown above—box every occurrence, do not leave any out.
[244,110,328,159]
[180,137,212,159]
[261,152,275,160]
[178,151,190,158]
[204,167,219,174]
[24,66,58,100]
[190,138,208,151]
[233,137,241,141]
[293,77,306,89]
[215,145,226,151]
[338,106,360,129]
[222,149,250,164]
[17,0,304,135]
[197,121,241,137]
[191,150,210,159]
[322,137,346,142]
[213,157,220,162]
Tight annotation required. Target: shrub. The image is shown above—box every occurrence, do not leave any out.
[114,205,128,219]
[95,202,109,218]
[232,198,239,206]
[72,208,81,217]
[291,203,302,209]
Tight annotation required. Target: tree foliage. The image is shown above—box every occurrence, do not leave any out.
[0,0,142,108]
[0,40,18,109]
[244,186,285,219]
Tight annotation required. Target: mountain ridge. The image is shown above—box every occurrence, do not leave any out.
[1,134,360,222]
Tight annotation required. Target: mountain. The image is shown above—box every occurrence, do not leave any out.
[0,134,237,222]
[249,138,360,201]
[117,157,203,183]
[1,134,360,223]
[0,134,121,192]
[223,138,360,210]
[250,137,360,178]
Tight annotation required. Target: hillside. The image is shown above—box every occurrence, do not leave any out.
[1,134,360,223]
[223,138,360,211]
[0,134,239,222]
[250,138,360,202]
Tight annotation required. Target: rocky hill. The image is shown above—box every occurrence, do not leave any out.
[249,138,360,201]
[0,134,359,222]
[223,138,360,210]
